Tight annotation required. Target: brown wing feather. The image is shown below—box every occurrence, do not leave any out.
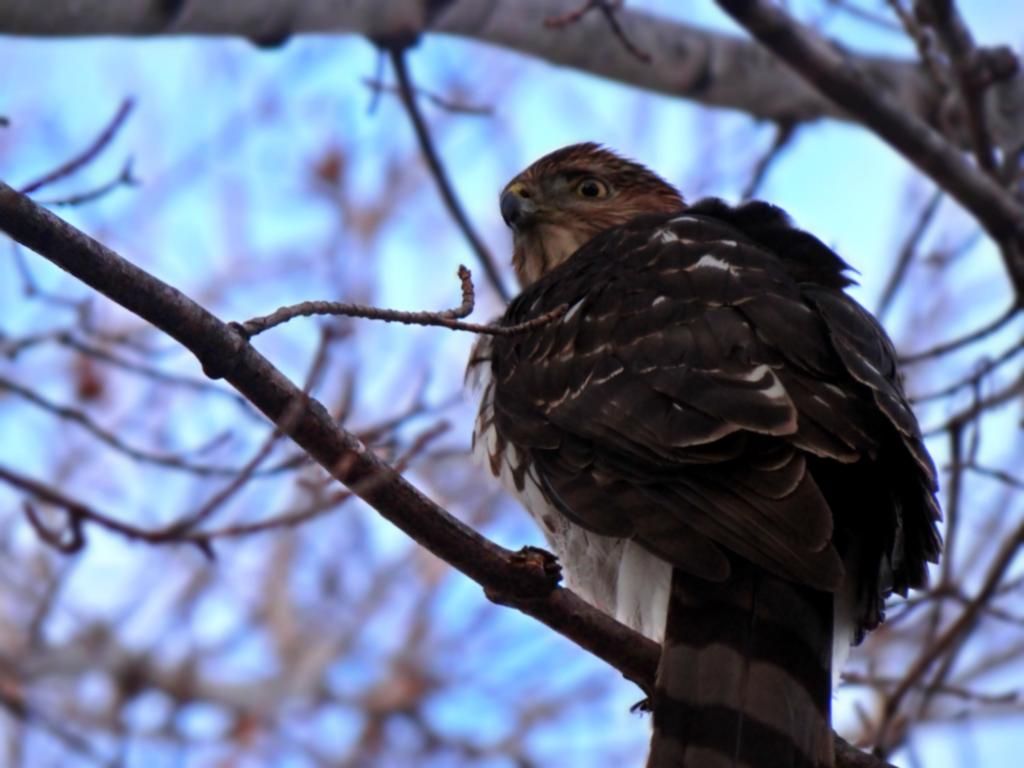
[490,201,941,626]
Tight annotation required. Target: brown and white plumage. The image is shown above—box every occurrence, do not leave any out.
[468,144,941,768]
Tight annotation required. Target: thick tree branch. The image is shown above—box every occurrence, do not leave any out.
[0,181,889,768]
[918,0,999,173]
[715,0,1024,296]
[0,177,652,696]
[2,0,1022,153]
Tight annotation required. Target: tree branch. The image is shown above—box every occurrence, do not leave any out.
[233,263,564,338]
[388,47,511,302]
[18,97,134,195]
[715,0,1024,296]
[2,0,1022,153]
[0,180,891,768]
[0,176,653,695]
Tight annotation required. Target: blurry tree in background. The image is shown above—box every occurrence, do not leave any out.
[0,2,1023,767]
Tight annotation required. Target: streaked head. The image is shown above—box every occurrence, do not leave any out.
[500,143,684,286]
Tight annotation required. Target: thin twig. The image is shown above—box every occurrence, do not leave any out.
[877,189,942,320]
[388,48,510,302]
[193,420,448,542]
[361,77,491,116]
[0,374,293,477]
[825,0,903,32]
[1,465,144,552]
[741,120,798,200]
[877,516,1024,747]
[939,425,963,587]
[544,0,653,63]
[154,330,335,540]
[234,265,565,339]
[899,302,1018,363]
[842,671,1017,705]
[4,406,447,553]
[19,98,135,195]
[961,462,1024,490]
[10,241,87,306]
[886,0,948,86]
[910,336,1024,403]
[53,333,259,413]
[922,365,1024,436]
[39,157,139,207]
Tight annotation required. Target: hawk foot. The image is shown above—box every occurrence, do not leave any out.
[510,545,563,592]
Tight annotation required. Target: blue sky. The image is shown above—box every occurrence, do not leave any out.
[1,2,1022,766]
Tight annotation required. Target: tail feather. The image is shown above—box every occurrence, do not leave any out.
[647,564,834,768]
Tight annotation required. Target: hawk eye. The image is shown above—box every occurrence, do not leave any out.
[575,178,609,199]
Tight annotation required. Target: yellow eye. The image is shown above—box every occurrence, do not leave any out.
[575,177,609,199]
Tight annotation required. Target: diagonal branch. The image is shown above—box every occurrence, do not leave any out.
[0,180,894,768]
[19,98,134,195]
[876,188,942,321]
[388,47,511,302]
[0,176,648,683]
[715,0,1024,295]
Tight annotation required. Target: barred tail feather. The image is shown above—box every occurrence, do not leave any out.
[647,564,834,768]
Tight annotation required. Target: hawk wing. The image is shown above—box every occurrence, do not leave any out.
[488,199,941,630]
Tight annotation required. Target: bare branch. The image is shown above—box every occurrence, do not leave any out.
[826,0,903,33]
[917,0,999,173]
[961,462,1024,491]
[741,120,798,200]
[877,516,1024,750]
[900,303,1019,363]
[193,419,448,542]
[544,0,652,63]
[153,342,328,540]
[877,189,942,320]
[886,0,948,87]
[388,47,511,302]
[39,157,139,207]
[842,671,1017,706]
[18,98,134,195]
[715,0,1024,294]
[910,336,1024,404]
[234,264,565,338]
[361,77,492,116]
[922,364,1024,435]
[5,2,1022,154]
[0,373,294,477]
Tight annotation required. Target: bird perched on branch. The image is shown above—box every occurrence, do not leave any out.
[468,143,941,768]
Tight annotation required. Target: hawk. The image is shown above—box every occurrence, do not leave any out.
[468,143,941,768]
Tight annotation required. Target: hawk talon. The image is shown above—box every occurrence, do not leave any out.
[510,545,563,591]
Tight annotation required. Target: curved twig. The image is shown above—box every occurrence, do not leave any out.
[234,264,564,339]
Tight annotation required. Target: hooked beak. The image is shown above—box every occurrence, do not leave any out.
[500,184,537,230]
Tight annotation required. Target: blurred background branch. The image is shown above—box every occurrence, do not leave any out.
[1,2,1022,767]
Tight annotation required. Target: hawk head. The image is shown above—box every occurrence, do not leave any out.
[500,143,684,287]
